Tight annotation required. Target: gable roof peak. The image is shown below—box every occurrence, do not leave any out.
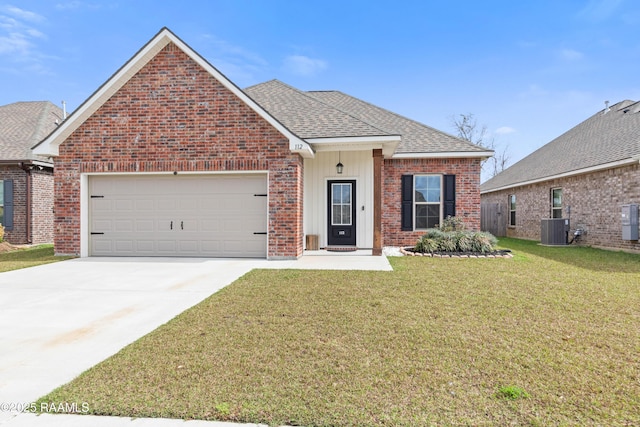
[33,28,312,158]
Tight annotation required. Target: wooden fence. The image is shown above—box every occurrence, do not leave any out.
[481,202,507,237]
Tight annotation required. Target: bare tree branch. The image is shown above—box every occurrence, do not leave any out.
[451,113,511,178]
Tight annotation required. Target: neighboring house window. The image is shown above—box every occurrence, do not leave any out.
[0,180,13,231]
[0,180,3,225]
[508,194,516,226]
[551,188,563,218]
[401,174,455,231]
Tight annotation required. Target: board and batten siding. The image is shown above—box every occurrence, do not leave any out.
[304,151,374,248]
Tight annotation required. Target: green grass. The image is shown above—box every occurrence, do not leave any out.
[37,238,640,426]
[0,244,73,272]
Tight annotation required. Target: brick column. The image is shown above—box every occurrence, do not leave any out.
[373,149,383,256]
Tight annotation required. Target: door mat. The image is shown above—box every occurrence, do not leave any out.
[325,246,358,252]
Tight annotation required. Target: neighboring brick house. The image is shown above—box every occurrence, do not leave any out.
[33,28,490,259]
[0,101,62,244]
[481,100,640,252]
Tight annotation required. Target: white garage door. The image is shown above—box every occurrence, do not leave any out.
[89,174,267,257]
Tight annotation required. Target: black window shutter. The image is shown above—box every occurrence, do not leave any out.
[4,179,13,231]
[401,175,413,231]
[443,174,456,218]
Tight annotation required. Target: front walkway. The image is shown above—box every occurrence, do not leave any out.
[266,249,393,271]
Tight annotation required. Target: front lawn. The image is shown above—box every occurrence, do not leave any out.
[37,238,640,426]
[0,244,73,272]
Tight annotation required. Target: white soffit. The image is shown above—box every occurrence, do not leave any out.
[306,135,401,158]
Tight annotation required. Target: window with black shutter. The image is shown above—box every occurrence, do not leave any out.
[400,174,455,230]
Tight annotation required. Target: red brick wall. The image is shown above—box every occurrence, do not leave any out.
[55,42,303,258]
[382,157,482,247]
[481,163,640,252]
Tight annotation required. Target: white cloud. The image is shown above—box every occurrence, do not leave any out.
[0,5,50,73]
[197,34,269,85]
[55,1,83,9]
[0,32,30,55]
[495,126,516,135]
[577,0,624,21]
[4,5,45,23]
[283,55,327,76]
[201,33,267,67]
[558,48,584,61]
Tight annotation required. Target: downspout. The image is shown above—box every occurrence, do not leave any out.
[20,163,32,244]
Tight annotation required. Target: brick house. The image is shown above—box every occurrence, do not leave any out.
[481,100,640,252]
[0,101,62,244]
[33,28,490,259]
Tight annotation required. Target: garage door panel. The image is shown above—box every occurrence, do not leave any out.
[135,220,155,233]
[91,199,111,211]
[200,219,220,232]
[157,240,177,253]
[134,241,154,252]
[114,220,134,232]
[114,240,134,253]
[93,240,112,253]
[93,220,113,232]
[135,199,155,211]
[114,199,134,211]
[90,174,268,257]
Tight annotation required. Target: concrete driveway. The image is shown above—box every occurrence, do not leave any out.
[0,257,263,407]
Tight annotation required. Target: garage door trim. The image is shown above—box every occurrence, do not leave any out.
[80,171,269,258]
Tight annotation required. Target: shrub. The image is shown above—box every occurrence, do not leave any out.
[423,228,445,240]
[439,232,458,252]
[413,228,498,254]
[471,231,498,253]
[414,236,439,253]
[455,231,474,252]
[0,225,4,243]
[440,216,465,232]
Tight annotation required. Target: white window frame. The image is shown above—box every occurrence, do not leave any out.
[413,174,442,230]
[551,188,563,218]
[508,194,516,227]
[0,179,4,225]
[331,182,352,226]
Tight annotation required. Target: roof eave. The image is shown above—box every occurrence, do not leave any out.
[481,157,640,194]
[392,150,494,159]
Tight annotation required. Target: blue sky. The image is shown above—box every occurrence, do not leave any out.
[1,0,639,171]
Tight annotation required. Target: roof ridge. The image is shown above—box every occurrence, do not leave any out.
[307,90,478,150]
[266,81,394,137]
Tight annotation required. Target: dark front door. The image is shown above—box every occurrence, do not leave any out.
[328,180,356,246]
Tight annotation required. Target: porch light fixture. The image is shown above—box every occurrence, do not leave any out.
[336,152,344,174]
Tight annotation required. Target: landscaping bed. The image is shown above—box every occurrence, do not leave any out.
[400,247,513,257]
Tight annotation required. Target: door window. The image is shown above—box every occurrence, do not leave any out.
[331,183,352,226]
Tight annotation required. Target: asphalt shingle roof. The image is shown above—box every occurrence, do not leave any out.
[245,80,485,155]
[244,80,389,139]
[0,101,63,161]
[481,100,640,193]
